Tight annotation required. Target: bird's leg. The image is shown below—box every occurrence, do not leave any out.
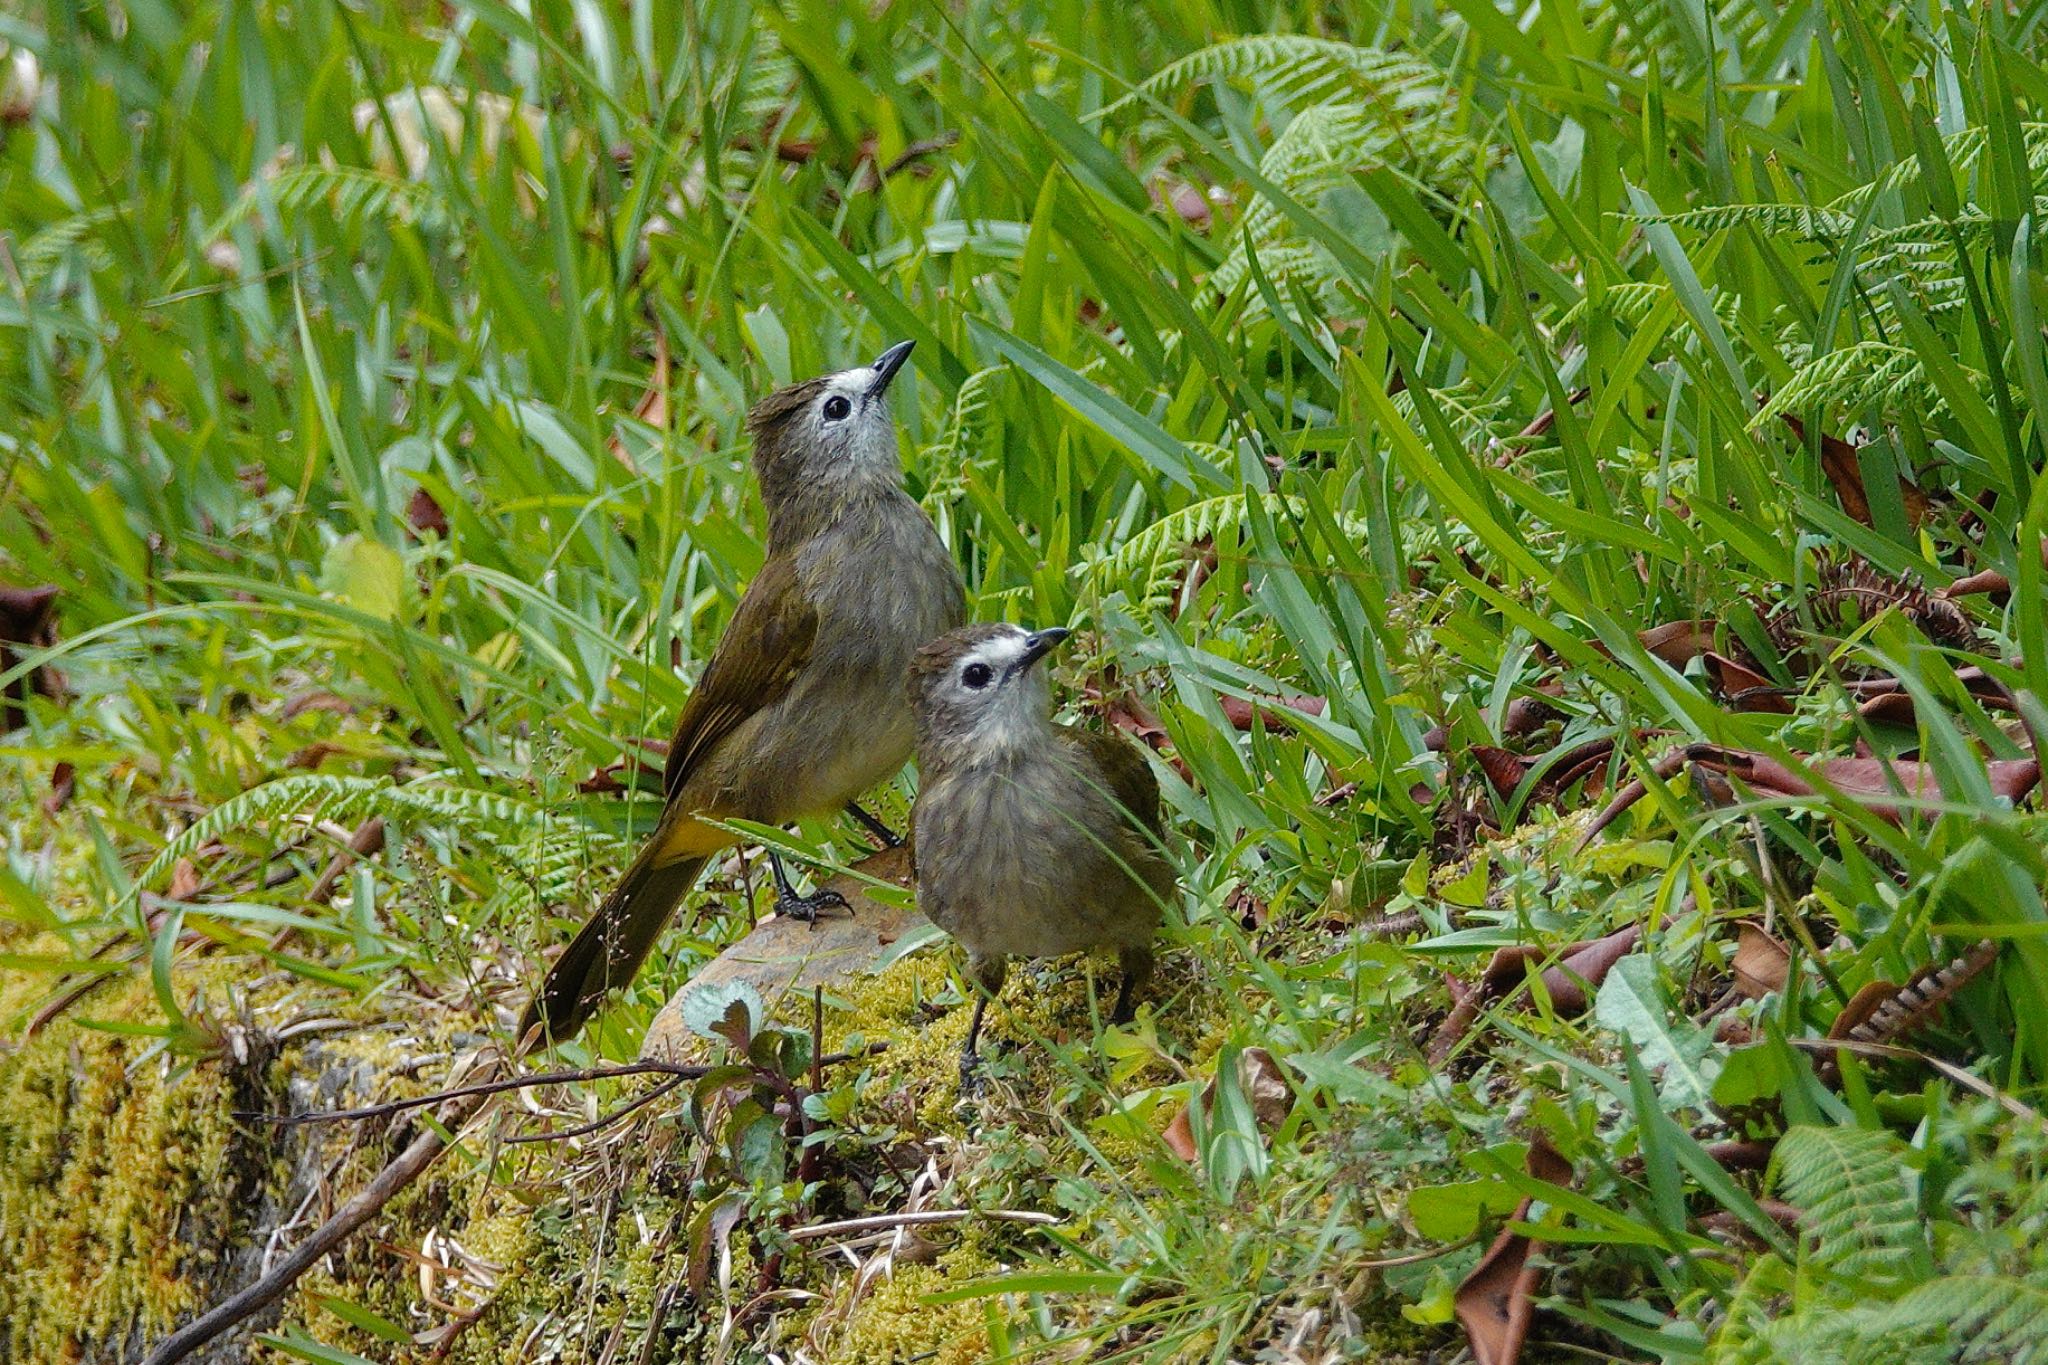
[767,850,850,924]
[844,801,904,849]
[1111,945,1155,1026]
[958,955,1007,1094]
[958,995,990,1094]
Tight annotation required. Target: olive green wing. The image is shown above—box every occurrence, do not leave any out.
[1067,727,1164,840]
[661,553,818,799]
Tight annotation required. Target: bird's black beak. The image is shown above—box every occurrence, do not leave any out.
[867,339,915,399]
[1015,627,1070,674]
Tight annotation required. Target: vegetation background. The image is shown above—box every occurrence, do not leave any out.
[4,0,2048,1360]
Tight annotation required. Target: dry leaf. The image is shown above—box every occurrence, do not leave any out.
[43,760,74,816]
[605,332,670,471]
[1471,747,1530,800]
[1689,745,2041,823]
[1,583,64,730]
[1705,653,1791,713]
[405,485,449,538]
[1454,1136,1571,1365]
[1639,620,1718,668]
[1780,414,1930,528]
[1429,926,1641,1061]
[1732,921,1790,998]
[1828,980,1899,1041]
[1218,692,1326,734]
[1162,1047,1293,1164]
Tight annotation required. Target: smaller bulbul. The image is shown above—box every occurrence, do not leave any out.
[908,623,1175,1078]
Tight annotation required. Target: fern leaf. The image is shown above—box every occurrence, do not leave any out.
[1880,1274,2048,1364]
[1106,36,1446,117]
[1752,342,1933,429]
[138,776,389,892]
[1771,1125,1924,1286]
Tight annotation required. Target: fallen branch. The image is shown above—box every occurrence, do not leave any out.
[144,1049,507,1365]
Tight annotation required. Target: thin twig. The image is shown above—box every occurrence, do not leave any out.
[1790,1036,2044,1123]
[787,1208,1061,1241]
[235,1059,717,1126]
[239,1046,888,1128]
[504,1073,693,1144]
[1357,1236,1477,1268]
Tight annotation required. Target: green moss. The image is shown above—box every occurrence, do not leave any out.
[0,974,272,1364]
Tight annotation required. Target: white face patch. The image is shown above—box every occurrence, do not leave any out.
[778,364,902,478]
[947,626,1052,756]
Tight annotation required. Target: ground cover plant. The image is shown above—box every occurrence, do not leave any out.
[4,0,2048,1360]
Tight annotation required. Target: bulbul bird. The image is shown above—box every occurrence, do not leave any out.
[908,623,1175,1078]
[522,342,966,1045]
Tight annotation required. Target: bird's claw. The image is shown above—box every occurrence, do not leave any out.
[776,886,851,925]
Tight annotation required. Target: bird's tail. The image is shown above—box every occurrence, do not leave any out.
[518,844,709,1050]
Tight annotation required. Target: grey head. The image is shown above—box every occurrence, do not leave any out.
[747,340,917,544]
[908,622,1070,759]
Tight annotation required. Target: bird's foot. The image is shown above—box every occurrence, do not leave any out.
[774,885,851,924]
[768,851,851,926]
[956,1048,986,1099]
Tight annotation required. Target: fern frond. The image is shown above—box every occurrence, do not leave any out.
[1752,342,1931,429]
[1703,1253,1795,1365]
[16,207,119,284]
[140,775,622,907]
[1076,491,1370,612]
[1106,36,1446,117]
[139,775,390,891]
[1629,203,1859,238]
[1771,1125,1923,1285]
[1880,1274,2048,1364]
[1827,124,2048,215]
[1557,280,1743,332]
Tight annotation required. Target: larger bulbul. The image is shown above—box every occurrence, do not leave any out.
[522,342,966,1045]
[908,623,1175,1077]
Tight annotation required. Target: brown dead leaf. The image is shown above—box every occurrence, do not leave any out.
[1155,179,1212,230]
[1097,688,1191,782]
[578,737,670,795]
[168,858,201,903]
[1541,926,1643,1012]
[282,691,354,720]
[405,485,449,539]
[1455,1135,1572,1365]
[1689,744,2042,823]
[1942,568,2010,601]
[288,740,347,770]
[1430,926,1642,1062]
[1732,921,1790,999]
[1472,747,1531,801]
[1163,1047,1293,1164]
[1501,683,1565,740]
[1639,620,1718,668]
[43,761,74,816]
[1705,653,1792,713]
[1828,980,1899,1041]
[1218,692,1326,734]
[1780,414,1931,527]
[605,333,670,471]
[1,584,64,730]
[1856,692,1920,726]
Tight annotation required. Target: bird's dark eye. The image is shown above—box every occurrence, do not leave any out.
[823,395,852,421]
[962,662,993,689]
